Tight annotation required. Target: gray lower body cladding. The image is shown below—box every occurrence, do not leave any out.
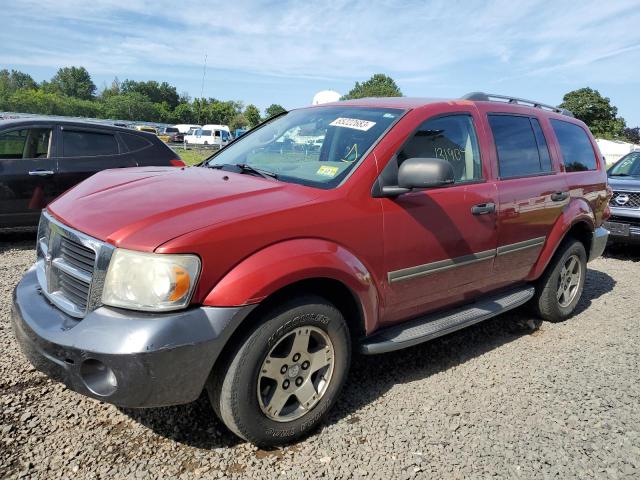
[11,267,255,408]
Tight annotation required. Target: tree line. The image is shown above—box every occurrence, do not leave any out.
[0,67,286,130]
[0,67,637,143]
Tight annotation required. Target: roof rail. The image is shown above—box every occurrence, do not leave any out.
[461,92,574,117]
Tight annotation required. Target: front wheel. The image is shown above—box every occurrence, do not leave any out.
[532,238,587,322]
[207,295,351,447]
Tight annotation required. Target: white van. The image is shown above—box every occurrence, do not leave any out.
[184,127,231,148]
[174,124,201,134]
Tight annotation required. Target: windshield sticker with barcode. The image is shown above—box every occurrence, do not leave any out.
[329,118,376,131]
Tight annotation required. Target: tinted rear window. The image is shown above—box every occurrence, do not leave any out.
[489,115,553,178]
[550,119,597,172]
[122,133,152,152]
[63,130,119,157]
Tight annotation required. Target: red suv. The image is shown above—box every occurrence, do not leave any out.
[12,93,610,447]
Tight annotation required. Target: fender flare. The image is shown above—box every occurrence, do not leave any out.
[203,238,379,334]
[527,198,595,281]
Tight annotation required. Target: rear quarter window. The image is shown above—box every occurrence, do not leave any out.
[550,119,597,172]
[121,133,152,152]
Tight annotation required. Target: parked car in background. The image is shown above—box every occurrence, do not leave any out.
[12,94,609,448]
[0,118,185,227]
[135,125,158,135]
[605,151,640,242]
[174,124,201,134]
[159,126,183,143]
[184,127,231,148]
[234,128,248,138]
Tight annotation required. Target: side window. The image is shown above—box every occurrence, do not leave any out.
[221,131,229,141]
[398,115,482,182]
[0,128,51,159]
[550,119,597,172]
[62,130,119,157]
[488,115,552,178]
[121,133,152,152]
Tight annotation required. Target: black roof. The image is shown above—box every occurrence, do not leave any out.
[0,117,145,134]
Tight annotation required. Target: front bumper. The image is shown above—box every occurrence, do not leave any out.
[604,208,640,243]
[11,267,255,408]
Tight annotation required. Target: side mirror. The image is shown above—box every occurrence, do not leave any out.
[397,157,455,190]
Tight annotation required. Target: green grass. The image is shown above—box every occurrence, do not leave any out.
[173,147,215,166]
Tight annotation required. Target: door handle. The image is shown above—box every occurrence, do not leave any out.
[550,191,569,202]
[471,202,496,215]
[28,170,55,177]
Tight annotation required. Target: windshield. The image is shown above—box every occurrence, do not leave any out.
[205,106,403,188]
[610,152,640,176]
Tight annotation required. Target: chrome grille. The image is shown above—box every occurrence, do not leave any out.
[60,237,95,274]
[610,191,640,209]
[36,212,114,318]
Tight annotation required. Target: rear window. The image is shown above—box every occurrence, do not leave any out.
[165,127,179,133]
[550,119,597,172]
[122,133,152,152]
[63,130,119,157]
[489,115,553,178]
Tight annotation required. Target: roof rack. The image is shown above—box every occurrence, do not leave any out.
[461,92,574,117]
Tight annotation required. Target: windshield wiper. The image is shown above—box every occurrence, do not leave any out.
[609,173,630,176]
[207,163,278,180]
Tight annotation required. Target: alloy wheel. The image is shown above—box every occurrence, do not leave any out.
[257,326,335,422]
[557,254,582,308]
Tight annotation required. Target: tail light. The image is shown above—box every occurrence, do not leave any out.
[603,185,613,221]
[170,159,186,167]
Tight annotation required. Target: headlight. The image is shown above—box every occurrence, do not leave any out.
[102,249,201,312]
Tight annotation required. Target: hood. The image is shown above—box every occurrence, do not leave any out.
[608,175,640,192]
[48,167,319,251]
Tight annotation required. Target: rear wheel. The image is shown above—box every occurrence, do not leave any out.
[533,238,587,322]
[207,295,351,447]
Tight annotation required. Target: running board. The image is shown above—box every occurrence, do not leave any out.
[360,286,535,355]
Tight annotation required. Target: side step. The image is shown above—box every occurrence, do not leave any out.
[360,286,535,355]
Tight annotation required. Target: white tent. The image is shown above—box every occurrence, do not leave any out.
[312,90,341,105]
[595,138,640,166]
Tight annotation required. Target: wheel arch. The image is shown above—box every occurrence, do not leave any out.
[527,199,595,281]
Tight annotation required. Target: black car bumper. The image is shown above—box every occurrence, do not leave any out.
[11,267,255,408]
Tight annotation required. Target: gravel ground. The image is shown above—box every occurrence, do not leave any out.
[1,232,639,479]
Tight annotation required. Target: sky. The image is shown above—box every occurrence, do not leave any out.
[2,0,640,125]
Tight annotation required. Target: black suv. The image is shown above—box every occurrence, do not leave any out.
[605,151,640,242]
[0,118,185,228]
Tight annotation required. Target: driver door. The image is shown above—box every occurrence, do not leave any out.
[380,111,499,324]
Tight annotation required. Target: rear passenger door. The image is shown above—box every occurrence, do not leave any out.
[56,126,137,195]
[488,114,569,283]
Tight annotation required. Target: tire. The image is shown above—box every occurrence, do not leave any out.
[532,238,587,322]
[207,295,351,447]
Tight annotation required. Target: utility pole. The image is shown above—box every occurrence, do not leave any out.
[199,53,208,124]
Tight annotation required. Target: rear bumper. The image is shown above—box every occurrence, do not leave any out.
[11,267,255,408]
[588,226,609,261]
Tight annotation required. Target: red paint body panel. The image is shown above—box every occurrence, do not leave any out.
[46,97,609,337]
